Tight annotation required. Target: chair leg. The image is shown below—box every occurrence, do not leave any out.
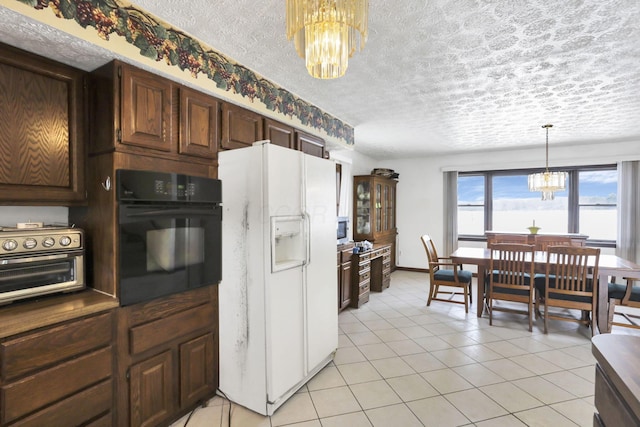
[543,302,548,334]
[488,288,493,325]
[489,300,493,325]
[463,286,469,313]
[427,283,435,306]
[607,298,616,332]
[528,301,533,332]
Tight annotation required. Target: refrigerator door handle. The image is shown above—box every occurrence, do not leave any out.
[303,211,311,266]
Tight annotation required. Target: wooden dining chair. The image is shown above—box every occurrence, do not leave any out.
[534,235,574,251]
[487,243,536,331]
[608,278,640,330]
[535,245,600,335]
[420,234,473,312]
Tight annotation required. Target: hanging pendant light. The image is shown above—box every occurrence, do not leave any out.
[286,0,368,79]
[528,124,567,201]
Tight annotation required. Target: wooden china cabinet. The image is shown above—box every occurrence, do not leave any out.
[353,175,398,269]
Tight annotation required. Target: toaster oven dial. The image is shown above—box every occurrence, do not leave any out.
[59,236,72,247]
[2,239,18,251]
[42,237,56,248]
[23,238,38,249]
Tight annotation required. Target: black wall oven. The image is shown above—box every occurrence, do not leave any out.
[117,169,222,306]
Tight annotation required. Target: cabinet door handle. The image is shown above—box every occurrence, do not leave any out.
[101,176,111,191]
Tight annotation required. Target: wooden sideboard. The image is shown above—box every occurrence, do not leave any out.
[592,334,640,426]
[485,231,588,249]
[350,244,392,309]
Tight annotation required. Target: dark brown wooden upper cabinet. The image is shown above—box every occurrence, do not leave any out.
[89,60,173,156]
[220,103,263,150]
[90,60,221,165]
[264,118,295,149]
[179,87,219,159]
[0,42,86,205]
[296,131,325,158]
[120,64,173,152]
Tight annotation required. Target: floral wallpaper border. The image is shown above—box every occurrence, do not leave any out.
[17,0,354,145]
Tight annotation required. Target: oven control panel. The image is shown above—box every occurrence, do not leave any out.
[0,228,83,255]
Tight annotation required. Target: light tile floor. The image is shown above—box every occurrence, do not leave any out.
[172,270,640,427]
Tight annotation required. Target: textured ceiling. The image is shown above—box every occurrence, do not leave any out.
[1,0,639,159]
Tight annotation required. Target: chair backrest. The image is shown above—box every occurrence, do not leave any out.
[620,279,640,307]
[489,243,535,286]
[545,245,600,295]
[535,235,574,251]
[491,234,529,244]
[420,234,439,272]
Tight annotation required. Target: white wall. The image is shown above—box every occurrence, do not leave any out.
[0,206,68,228]
[330,148,378,241]
[384,140,640,269]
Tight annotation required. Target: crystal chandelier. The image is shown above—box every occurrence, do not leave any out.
[286,0,368,79]
[528,124,567,201]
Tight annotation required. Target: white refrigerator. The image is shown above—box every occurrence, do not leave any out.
[218,141,338,416]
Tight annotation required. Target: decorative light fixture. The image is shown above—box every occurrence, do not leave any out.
[528,124,567,200]
[286,0,368,79]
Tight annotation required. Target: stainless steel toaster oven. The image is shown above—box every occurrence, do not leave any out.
[0,226,85,305]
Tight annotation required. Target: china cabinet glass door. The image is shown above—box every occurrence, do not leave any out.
[375,183,382,233]
[355,180,371,235]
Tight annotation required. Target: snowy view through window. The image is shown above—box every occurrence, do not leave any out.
[458,170,617,241]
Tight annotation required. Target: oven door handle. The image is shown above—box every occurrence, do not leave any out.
[124,208,218,218]
[0,253,79,265]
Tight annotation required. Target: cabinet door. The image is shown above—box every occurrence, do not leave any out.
[381,182,394,232]
[353,177,373,241]
[374,181,383,234]
[388,183,396,231]
[0,43,85,203]
[296,131,325,158]
[179,87,219,159]
[180,333,215,407]
[340,261,352,310]
[129,351,174,427]
[265,118,295,149]
[220,103,263,149]
[120,64,173,152]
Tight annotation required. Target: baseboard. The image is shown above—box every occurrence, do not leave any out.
[395,267,428,273]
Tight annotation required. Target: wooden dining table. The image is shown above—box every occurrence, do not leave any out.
[450,247,640,333]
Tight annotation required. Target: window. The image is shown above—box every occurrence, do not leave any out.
[457,175,485,235]
[492,174,568,234]
[578,170,617,242]
[457,165,617,245]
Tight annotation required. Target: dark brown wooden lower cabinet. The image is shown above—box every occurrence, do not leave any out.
[0,309,115,427]
[129,351,174,427]
[117,286,219,427]
[10,380,112,427]
[340,260,352,310]
[180,333,215,407]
